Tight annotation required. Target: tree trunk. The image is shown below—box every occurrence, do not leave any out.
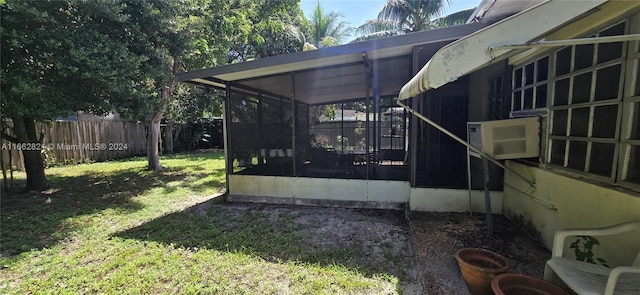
[147,110,164,171]
[147,59,180,171]
[12,115,49,191]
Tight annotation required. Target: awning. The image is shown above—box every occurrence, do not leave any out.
[398,0,609,100]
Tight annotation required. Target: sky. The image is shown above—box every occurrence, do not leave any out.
[300,0,483,42]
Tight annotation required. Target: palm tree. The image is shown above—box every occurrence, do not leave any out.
[353,0,474,42]
[305,1,354,48]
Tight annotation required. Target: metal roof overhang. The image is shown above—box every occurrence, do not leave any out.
[176,22,485,106]
[397,0,640,101]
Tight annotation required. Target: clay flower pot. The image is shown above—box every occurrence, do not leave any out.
[491,273,572,295]
[455,248,511,295]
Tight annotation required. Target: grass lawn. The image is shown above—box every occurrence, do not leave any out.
[0,151,404,294]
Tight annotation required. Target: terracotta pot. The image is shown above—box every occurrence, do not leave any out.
[491,273,572,295]
[455,248,511,295]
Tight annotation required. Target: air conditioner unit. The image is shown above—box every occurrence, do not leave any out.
[467,117,540,160]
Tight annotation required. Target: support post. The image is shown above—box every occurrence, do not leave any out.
[223,83,232,194]
[291,73,297,176]
[482,157,493,234]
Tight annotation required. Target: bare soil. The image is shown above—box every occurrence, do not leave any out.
[210,201,553,294]
[409,211,551,295]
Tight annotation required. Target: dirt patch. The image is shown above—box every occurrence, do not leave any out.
[199,201,551,294]
[192,202,423,294]
[409,212,551,295]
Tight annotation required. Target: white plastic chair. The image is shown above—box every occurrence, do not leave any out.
[544,221,640,295]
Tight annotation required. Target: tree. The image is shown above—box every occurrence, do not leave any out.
[165,0,304,153]
[1,0,168,190]
[154,0,304,169]
[1,0,306,189]
[226,0,305,62]
[304,1,353,48]
[353,0,474,42]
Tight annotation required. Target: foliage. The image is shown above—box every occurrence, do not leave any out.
[353,0,474,42]
[303,1,354,48]
[227,0,305,62]
[1,0,166,121]
[0,0,305,184]
[167,85,223,125]
[429,7,475,28]
[0,0,303,121]
[570,235,610,268]
[170,0,304,124]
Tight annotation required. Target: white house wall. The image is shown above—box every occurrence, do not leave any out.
[503,161,640,266]
[497,5,640,265]
[409,188,503,213]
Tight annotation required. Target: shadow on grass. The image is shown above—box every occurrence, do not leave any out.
[114,201,414,283]
[0,160,225,258]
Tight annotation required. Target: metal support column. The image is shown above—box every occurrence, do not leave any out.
[223,83,232,194]
[291,73,297,177]
[482,157,493,234]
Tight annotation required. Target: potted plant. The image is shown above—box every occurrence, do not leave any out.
[455,248,511,295]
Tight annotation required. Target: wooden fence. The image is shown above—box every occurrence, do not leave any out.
[2,121,147,170]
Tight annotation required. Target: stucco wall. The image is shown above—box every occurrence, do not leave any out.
[503,161,640,266]
[409,188,503,213]
[229,175,504,213]
[228,175,410,204]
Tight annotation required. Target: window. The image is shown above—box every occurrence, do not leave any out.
[548,21,625,180]
[537,18,640,188]
[619,25,640,186]
[512,56,549,116]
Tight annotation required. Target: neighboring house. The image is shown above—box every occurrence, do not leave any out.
[178,0,640,261]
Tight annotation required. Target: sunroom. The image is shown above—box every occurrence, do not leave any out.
[177,23,486,207]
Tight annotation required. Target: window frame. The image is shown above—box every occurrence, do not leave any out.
[511,56,550,117]
[510,15,640,191]
[617,15,640,190]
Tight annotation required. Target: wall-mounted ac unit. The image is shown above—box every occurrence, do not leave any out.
[467,117,540,160]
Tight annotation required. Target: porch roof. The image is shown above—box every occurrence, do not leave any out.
[398,0,637,100]
[176,23,485,106]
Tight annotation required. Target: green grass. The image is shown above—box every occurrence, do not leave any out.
[0,151,401,294]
